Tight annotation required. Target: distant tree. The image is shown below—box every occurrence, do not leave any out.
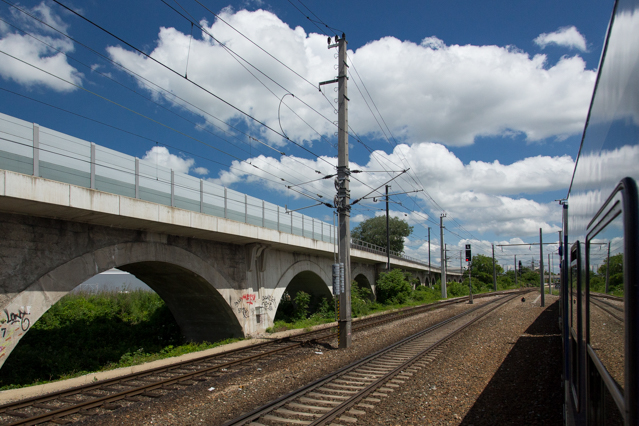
[597,253,623,276]
[463,254,503,289]
[596,253,624,293]
[351,216,413,253]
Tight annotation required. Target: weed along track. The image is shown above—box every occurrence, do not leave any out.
[0,291,519,425]
[222,293,519,426]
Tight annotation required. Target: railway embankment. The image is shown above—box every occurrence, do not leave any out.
[0,291,561,425]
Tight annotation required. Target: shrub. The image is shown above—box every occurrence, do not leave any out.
[274,292,293,321]
[352,283,376,317]
[293,291,311,320]
[448,281,468,297]
[411,285,439,303]
[0,290,182,389]
[313,296,335,320]
[376,269,412,305]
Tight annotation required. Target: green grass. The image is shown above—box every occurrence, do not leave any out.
[0,278,526,390]
[264,281,526,335]
[266,284,443,333]
[0,290,241,391]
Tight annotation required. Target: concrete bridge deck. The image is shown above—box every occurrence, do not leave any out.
[0,111,461,370]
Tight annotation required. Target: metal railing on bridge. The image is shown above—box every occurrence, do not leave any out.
[348,239,461,275]
[0,112,453,271]
[0,112,337,243]
[0,112,440,272]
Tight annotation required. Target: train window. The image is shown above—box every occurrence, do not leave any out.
[570,243,581,407]
[587,212,625,393]
[588,357,624,426]
[570,245,579,332]
[583,176,636,424]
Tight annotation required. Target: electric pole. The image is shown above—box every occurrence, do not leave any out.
[558,230,562,293]
[325,34,351,348]
[514,254,517,287]
[540,228,544,307]
[605,241,611,294]
[386,184,390,271]
[468,259,473,304]
[428,227,431,287]
[492,244,496,292]
[440,214,447,298]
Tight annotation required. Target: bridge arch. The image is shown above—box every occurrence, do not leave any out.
[0,242,243,369]
[273,260,332,314]
[351,265,375,300]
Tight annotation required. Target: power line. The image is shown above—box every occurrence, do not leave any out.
[3,0,346,198]
[166,0,343,153]
[0,51,338,203]
[0,0,286,157]
[50,0,335,168]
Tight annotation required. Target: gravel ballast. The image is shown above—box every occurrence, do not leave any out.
[366,293,563,425]
[64,291,562,425]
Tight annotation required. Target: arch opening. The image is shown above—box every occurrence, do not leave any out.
[120,261,243,342]
[0,242,243,386]
[275,271,332,321]
[353,273,375,300]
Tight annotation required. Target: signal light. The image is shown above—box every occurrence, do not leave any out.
[465,244,471,262]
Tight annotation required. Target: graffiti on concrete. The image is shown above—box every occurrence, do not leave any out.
[240,294,256,305]
[234,294,255,318]
[236,306,252,318]
[234,293,275,319]
[261,295,276,311]
[4,308,31,330]
[0,306,31,359]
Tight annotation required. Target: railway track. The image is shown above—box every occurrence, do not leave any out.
[222,292,520,426]
[590,293,624,322]
[0,290,520,425]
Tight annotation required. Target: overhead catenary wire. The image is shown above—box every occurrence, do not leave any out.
[0,51,338,203]
[0,88,329,197]
[49,0,336,170]
[163,0,340,154]
[2,0,342,198]
[171,0,444,236]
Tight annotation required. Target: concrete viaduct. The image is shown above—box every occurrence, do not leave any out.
[0,169,461,369]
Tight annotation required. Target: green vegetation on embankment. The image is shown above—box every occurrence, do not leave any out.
[0,290,240,390]
[266,267,524,333]
[1,261,529,391]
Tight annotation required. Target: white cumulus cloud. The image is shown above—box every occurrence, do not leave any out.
[212,141,572,237]
[534,26,588,51]
[106,8,596,147]
[142,146,195,174]
[0,2,82,91]
[193,166,210,176]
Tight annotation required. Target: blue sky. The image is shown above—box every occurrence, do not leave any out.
[0,0,617,270]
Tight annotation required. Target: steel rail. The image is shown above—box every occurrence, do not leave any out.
[222,292,522,426]
[591,293,624,308]
[0,290,520,425]
[590,297,624,322]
